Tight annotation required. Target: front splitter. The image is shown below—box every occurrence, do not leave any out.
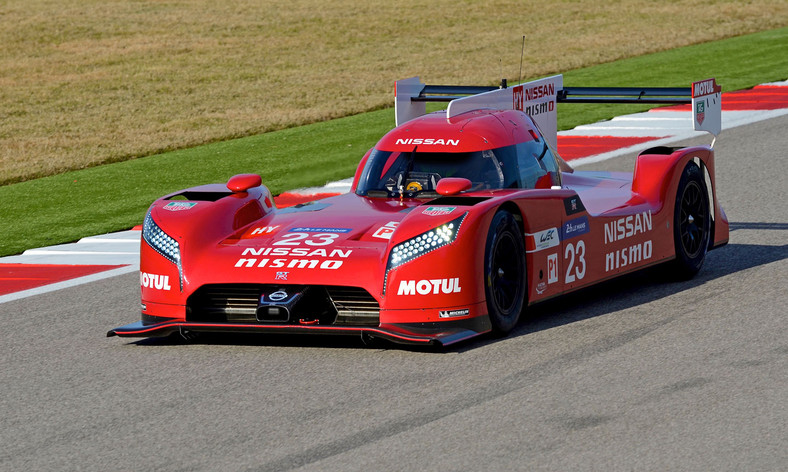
[108,317,491,347]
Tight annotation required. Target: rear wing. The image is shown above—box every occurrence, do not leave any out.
[395,75,722,149]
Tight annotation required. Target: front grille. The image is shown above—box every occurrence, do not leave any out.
[192,285,260,322]
[327,287,380,325]
[187,284,380,326]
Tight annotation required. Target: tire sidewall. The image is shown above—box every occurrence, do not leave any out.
[673,162,711,278]
[484,210,527,335]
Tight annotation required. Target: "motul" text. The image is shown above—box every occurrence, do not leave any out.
[693,79,719,97]
[397,278,461,296]
[140,272,171,291]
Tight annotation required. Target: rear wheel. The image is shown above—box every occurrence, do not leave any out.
[484,210,527,335]
[672,162,711,279]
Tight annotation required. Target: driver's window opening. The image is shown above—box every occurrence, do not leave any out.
[357,140,561,197]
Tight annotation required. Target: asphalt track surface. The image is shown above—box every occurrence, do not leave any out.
[1,116,786,471]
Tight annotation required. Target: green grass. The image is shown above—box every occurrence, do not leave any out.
[558,26,788,129]
[1,27,787,257]
[5,0,785,186]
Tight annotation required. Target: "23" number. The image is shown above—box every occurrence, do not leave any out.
[564,240,586,283]
[272,232,339,246]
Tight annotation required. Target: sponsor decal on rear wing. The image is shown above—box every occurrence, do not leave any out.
[691,78,722,137]
[394,76,722,148]
[395,76,561,149]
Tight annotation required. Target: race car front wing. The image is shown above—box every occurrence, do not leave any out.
[107,315,492,347]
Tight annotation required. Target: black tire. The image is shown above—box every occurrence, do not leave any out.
[484,210,527,335]
[672,162,711,279]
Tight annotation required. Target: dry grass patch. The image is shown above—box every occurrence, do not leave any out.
[1,0,786,185]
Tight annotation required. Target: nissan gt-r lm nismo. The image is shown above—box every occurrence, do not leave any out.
[109,75,728,346]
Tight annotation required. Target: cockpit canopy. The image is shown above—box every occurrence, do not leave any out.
[355,138,563,198]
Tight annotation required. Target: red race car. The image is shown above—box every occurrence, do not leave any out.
[109,75,727,346]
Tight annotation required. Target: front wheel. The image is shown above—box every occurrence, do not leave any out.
[672,162,711,279]
[484,210,527,335]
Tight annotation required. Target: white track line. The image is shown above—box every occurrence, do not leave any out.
[0,230,141,266]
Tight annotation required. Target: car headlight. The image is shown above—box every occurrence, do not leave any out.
[142,212,181,265]
[386,212,467,272]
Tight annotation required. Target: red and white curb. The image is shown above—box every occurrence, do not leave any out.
[0,232,140,302]
[566,82,788,166]
[2,80,786,302]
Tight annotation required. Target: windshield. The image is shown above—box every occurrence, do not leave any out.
[355,146,522,198]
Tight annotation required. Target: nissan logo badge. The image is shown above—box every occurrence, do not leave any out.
[268,290,288,302]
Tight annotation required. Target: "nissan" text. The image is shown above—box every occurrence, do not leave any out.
[394,138,459,146]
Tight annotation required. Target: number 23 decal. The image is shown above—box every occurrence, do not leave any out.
[564,240,586,283]
[272,232,338,246]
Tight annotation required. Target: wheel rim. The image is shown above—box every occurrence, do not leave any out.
[678,181,707,258]
[490,231,522,314]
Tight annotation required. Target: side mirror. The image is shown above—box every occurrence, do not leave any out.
[227,174,262,193]
[436,177,472,196]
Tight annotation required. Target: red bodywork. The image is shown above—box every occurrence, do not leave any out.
[109,108,728,346]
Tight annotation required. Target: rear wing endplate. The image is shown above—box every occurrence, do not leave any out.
[395,76,721,149]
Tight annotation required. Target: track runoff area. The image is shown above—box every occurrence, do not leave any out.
[1,81,786,302]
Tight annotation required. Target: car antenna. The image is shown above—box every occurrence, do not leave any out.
[518,35,525,85]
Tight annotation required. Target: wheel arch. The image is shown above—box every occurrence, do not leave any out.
[633,146,712,204]
[633,145,726,250]
[497,200,525,232]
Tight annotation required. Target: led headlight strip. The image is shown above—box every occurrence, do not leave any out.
[386,212,467,272]
[142,211,184,290]
[143,212,181,264]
